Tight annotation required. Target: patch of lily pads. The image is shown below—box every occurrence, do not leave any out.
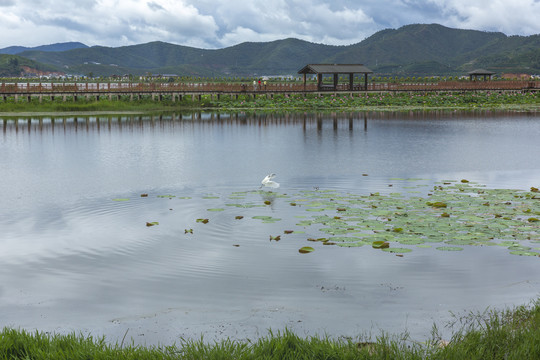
[284,181,538,257]
[129,180,539,258]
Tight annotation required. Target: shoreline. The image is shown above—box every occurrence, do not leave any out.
[2,296,539,358]
[0,91,538,115]
[0,104,539,117]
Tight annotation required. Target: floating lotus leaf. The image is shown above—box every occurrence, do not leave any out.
[445,239,477,246]
[146,222,159,227]
[507,245,531,251]
[398,238,425,245]
[307,237,328,242]
[262,219,282,223]
[207,208,225,212]
[427,201,447,208]
[372,240,390,249]
[436,246,464,251]
[157,195,175,198]
[226,203,264,208]
[381,247,412,253]
[328,236,365,243]
[497,241,520,247]
[252,216,273,220]
[112,198,130,201]
[203,196,220,199]
[299,246,315,254]
[178,196,192,199]
[336,242,365,247]
[509,250,539,256]
[196,218,209,224]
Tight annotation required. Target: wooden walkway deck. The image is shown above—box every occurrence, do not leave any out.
[0,80,538,102]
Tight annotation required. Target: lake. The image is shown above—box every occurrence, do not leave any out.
[1,111,539,346]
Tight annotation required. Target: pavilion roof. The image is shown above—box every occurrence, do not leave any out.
[298,64,373,75]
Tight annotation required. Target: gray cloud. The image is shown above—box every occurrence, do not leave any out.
[0,0,538,49]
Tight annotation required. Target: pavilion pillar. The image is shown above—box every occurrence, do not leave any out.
[364,74,368,91]
[333,74,338,89]
[349,73,354,91]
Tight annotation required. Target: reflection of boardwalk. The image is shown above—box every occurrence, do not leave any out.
[0,80,538,103]
[2,110,530,135]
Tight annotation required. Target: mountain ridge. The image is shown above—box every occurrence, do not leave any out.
[1,24,539,77]
[0,42,88,55]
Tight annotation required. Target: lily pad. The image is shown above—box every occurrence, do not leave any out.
[372,241,390,249]
[207,208,225,212]
[436,246,464,251]
[299,246,315,254]
[509,250,539,256]
[381,247,412,253]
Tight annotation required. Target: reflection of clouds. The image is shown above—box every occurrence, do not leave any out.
[1,112,540,345]
[0,197,153,264]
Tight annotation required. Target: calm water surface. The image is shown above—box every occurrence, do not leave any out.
[1,111,539,345]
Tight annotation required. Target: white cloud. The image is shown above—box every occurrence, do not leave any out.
[0,0,538,49]
[426,0,540,35]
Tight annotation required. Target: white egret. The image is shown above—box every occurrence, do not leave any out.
[261,173,280,188]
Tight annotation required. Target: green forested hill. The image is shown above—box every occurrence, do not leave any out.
[4,24,540,77]
[0,54,57,77]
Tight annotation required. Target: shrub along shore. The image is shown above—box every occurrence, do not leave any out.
[1,299,539,359]
[0,90,538,114]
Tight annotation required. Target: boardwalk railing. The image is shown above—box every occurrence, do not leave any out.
[1,80,539,95]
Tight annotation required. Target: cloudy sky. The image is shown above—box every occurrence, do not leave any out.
[1,0,539,49]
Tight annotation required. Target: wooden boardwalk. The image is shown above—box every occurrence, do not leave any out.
[1,80,538,102]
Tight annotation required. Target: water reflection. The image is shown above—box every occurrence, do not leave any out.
[1,110,539,346]
[3,109,535,135]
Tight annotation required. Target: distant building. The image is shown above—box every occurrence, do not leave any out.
[298,64,373,91]
[467,69,495,81]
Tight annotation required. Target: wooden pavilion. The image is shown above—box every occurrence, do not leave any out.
[298,64,373,91]
[468,69,495,81]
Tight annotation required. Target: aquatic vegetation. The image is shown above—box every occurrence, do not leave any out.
[217,91,540,111]
[299,246,315,254]
[136,178,539,257]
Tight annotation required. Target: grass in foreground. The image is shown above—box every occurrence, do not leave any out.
[1,299,539,359]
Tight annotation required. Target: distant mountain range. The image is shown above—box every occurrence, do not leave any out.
[0,42,88,55]
[1,24,539,78]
